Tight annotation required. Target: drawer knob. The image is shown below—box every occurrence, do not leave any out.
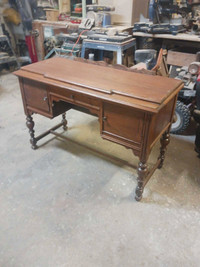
[43,96,48,102]
[103,116,107,122]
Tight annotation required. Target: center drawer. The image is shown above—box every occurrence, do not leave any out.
[49,85,100,113]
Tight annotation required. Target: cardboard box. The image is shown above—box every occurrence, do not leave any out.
[45,9,59,21]
[98,0,149,26]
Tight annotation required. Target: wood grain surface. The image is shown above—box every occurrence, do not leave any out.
[16,57,182,105]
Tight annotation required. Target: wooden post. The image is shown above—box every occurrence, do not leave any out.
[59,0,71,14]
[82,0,86,18]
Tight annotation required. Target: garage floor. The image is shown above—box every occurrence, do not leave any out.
[0,73,200,267]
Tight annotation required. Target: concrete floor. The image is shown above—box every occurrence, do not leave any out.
[0,73,200,267]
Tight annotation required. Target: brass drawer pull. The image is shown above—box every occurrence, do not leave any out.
[43,96,48,102]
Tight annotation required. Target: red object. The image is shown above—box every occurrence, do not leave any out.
[25,35,38,63]
[75,7,82,12]
[58,13,70,21]
[70,18,81,24]
[197,74,200,82]
[71,29,89,54]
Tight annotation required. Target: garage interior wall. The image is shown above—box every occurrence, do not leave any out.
[98,0,149,25]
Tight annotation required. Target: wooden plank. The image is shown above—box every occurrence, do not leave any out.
[133,32,200,42]
[167,50,196,67]
[32,20,45,61]
[59,0,70,14]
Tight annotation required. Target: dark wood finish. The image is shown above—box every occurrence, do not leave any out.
[62,113,68,131]
[101,102,144,150]
[158,131,171,169]
[14,58,183,201]
[26,115,37,150]
[135,161,148,202]
[23,79,50,112]
[25,114,68,150]
[35,121,67,142]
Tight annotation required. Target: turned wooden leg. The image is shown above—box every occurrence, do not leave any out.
[158,131,170,169]
[26,115,37,150]
[62,113,68,131]
[135,161,148,202]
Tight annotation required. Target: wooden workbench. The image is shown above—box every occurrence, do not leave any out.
[32,20,134,61]
[133,31,200,51]
[32,20,79,61]
[133,32,200,42]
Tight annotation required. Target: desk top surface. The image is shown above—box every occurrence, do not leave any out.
[15,57,183,113]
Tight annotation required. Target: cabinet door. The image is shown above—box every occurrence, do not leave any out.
[101,102,145,149]
[23,79,50,112]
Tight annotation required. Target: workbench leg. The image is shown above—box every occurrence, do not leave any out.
[117,49,122,65]
[81,45,86,58]
[158,131,170,169]
[135,161,148,202]
[99,50,104,61]
[62,113,68,131]
[26,115,37,150]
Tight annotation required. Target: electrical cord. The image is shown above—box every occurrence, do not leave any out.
[71,29,89,55]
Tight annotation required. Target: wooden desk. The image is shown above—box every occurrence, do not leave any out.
[14,58,183,201]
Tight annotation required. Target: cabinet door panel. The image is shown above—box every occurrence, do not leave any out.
[102,102,144,147]
[23,79,50,112]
